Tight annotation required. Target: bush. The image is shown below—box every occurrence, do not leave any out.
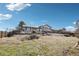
[28,34,39,40]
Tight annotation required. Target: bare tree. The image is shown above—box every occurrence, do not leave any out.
[75,20,79,29]
[75,20,79,38]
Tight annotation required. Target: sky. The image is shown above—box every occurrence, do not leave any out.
[0,3,79,31]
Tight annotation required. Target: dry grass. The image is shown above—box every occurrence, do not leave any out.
[0,34,78,56]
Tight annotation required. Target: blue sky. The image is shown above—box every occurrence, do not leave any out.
[0,3,79,31]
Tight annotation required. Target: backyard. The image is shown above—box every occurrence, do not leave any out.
[0,34,78,56]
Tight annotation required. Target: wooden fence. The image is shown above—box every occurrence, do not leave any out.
[0,31,8,38]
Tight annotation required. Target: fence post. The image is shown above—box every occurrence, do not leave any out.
[1,31,3,38]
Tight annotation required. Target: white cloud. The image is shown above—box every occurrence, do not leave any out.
[0,14,12,20]
[6,3,31,11]
[73,21,76,25]
[65,26,77,32]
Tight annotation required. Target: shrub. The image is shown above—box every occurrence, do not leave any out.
[28,34,39,40]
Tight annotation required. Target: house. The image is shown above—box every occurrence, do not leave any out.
[16,24,53,34]
[39,24,53,33]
